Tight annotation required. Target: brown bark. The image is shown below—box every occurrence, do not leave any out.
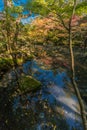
[69,27,87,130]
[13,22,19,48]
[3,0,7,7]
[68,1,87,129]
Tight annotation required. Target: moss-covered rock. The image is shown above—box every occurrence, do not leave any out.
[19,75,41,93]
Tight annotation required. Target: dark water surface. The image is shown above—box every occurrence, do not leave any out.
[0,60,83,130]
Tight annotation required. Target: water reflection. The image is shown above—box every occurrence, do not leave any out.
[0,60,83,130]
[22,61,83,130]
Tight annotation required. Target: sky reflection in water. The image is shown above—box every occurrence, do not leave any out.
[19,61,83,130]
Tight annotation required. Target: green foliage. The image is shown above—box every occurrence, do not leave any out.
[76,2,87,15]
[0,58,13,71]
[25,0,87,23]
[46,30,59,44]
[8,5,23,14]
[4,3,23,22]
[26,0,49,15]
[25,0,75,18]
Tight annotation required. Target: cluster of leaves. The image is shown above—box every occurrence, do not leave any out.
[76,1,87,15]
[26,15,68,45]
[0,0,87,53]
[0,0,28,52]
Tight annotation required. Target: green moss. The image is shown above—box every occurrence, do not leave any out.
[19,75,41,93]
[0,57,13,63]
[0,58,13,71]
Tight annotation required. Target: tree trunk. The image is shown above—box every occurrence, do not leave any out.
[6,34,12,54]
[3,0,7,7]
[13,22,19,49]
[69,27,87,130]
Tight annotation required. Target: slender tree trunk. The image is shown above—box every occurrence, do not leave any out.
[68,1,87,129]
[13,22,19,49]
[3,0,21,89]
[69,26,87,130]
[6,30,12,54]
[3,0,7,7]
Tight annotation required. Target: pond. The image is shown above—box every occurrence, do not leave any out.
[0,60,84,130]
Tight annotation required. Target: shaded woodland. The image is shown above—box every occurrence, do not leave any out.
[0,0,87,130]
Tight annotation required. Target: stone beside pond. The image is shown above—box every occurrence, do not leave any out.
[18,75,41,93]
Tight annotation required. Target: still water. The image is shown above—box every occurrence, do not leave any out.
[0,60,83,130]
